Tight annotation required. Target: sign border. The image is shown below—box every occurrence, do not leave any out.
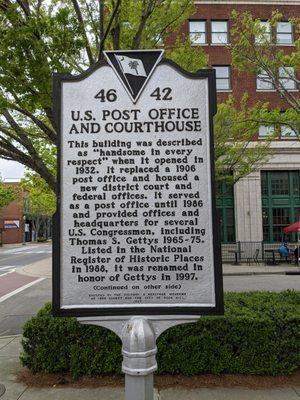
[52,57,223,317]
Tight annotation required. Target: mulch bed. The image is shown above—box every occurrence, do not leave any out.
[17,369,300,390]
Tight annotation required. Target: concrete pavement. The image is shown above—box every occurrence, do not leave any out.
[20,257,51,278]
[19,256,300,277]
[0,336,299,400]
[0,243,52,276]
[223,263,300,276]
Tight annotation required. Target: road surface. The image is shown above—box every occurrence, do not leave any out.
[0,244,51,336]
[0,243,51,275]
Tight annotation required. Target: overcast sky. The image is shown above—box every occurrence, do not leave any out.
[0,159,25,182]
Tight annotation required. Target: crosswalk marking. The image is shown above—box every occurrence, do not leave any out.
[0,246,38,254]
[0,269,15,276]
[0,248,51,255]
[0,266,16,271]
[24,250,52,254]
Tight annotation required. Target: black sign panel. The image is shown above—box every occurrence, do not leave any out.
[52,51,223,317]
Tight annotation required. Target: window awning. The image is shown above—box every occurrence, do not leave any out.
[283,221,300,234]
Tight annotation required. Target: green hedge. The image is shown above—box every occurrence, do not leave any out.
[21,291,300,378]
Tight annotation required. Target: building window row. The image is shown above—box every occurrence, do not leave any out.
[211,65,297,92]
[262,171,300,243]
[259,124,298,139]
[189,20,229,45]
[218,171,300,244]
[256,67,297,91]
[189,20,294,46]
[256,21,294,45]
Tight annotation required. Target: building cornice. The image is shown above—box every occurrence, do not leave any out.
[195,1,300,4]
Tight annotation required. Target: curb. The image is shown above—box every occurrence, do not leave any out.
[19,257,52,279]
[223,271,299,276]
[286,271,300,275]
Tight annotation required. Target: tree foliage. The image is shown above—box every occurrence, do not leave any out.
[0,1,281,193]
[230,11,300,136]
[0,0,200,192]
[21,173,56,218]
[214,95,273,185]
[21,172,56,239]
[0,179,17,209]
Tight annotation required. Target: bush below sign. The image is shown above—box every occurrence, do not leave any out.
[21,291,300,378]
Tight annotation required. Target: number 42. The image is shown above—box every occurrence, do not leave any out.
[150,87,172,101]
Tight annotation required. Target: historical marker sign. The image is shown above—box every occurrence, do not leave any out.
[53,50,223,317]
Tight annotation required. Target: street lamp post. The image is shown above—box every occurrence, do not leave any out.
[22,215,26,245]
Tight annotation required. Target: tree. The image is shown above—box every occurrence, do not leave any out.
[21,173,56,241]
[0,1,198,192]
[230,11,300,137]
[0,1,274,192]
[214,95,274,185]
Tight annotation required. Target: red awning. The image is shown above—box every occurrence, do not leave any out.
[283,221,300,234]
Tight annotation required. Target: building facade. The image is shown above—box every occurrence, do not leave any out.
[0,182,24,244]
[180,0,300,244]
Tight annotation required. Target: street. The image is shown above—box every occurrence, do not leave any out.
[0,243,299,336]
[0,243,51,336]
[0,243,51,274]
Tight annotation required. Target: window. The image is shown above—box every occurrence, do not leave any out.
[276,22,293,44]
[216,181,235,243]
[279,67,296,90]
[261,173,268,196]
[189,20,206,44]
[255,21,271,43]
[261,171,300,242]
[271,172,289,195]
[272,208,291,242]
[257,67,297,91]
[256,70,274,90]
[213,66,231,90]
[259,125,274,137]
[211,20,228,44]
[262,208,270,241]
[281,125,298,138]
[292,175,300,195]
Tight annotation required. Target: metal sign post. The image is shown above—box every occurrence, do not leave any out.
[52,49,223,400]
[79,315,198,400]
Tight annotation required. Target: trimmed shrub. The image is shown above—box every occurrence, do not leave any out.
[21,291,300,378]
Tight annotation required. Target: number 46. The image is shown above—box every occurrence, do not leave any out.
[94,89,117,102]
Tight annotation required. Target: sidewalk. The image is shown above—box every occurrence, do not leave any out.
[223,263,300,276]
[0,336,299,400]
[21,257,52,278]
[19,257,300,279]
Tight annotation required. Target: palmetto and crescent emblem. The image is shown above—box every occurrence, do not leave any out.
[128,60,139,74]
[104,50,164,103]
[115,55,147,77]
